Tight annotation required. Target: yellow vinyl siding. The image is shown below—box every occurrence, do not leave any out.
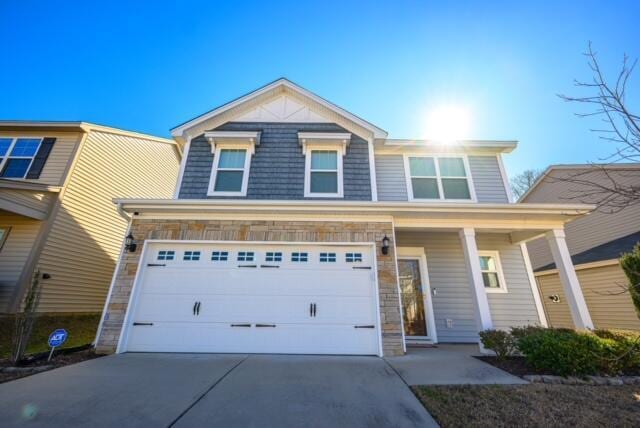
[35,130,179,313]
[0,188,55,219]
[537,263,640,331]
[0,211,42,311]
[0,131,82,186]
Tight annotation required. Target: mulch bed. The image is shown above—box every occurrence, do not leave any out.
[474,355,554,376]
[0,346,103,384]
[413,384,640,427]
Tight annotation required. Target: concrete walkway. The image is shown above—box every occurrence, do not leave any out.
[386,344,528,385]
[0,353,438,428]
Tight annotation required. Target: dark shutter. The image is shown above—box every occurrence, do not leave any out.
[26,137,56,179]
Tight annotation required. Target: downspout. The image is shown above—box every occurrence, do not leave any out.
[367,137,378,201]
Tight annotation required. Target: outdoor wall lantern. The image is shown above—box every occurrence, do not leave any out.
[381,235,390,255]
[124,233,137,253]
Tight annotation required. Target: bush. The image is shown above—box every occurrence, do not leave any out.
[619,242,640,319]
[512,327,640,376]
[479,329,516,360]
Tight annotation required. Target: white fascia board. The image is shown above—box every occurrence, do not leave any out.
[380,139,518,153]
[113,199,594,220]
[171,78,388,139]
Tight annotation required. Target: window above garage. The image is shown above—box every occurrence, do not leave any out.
[205,131,260,197]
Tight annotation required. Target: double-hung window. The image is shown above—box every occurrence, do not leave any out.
[405,155,474,201]
[0,138,42,178]
[478,251,507,293]
[210,148,250,195]
[305,149,343,197]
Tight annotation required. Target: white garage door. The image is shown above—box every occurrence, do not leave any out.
[121,242,380,355]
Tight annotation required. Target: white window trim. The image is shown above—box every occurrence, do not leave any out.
[403,154,477,202]
[0,137,42,179]
[304,143,344,198]
[478,250,508,293]
[0,226,11,251]
[207,142,254,197]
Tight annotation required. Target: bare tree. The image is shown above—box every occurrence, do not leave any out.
[511,168,544,200]
[555,42,640,212]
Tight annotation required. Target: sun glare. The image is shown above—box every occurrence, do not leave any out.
[423,105,471,143]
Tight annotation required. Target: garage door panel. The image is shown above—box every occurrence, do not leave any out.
[127,323,378,355]
[141,268,374,297]
[135,294,377,325]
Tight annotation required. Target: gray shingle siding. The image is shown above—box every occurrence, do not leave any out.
[178,122,372,200]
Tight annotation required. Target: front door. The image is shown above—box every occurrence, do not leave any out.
[398,258,431,341]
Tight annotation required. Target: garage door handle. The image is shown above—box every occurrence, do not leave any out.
[256,324,276,328]
[238,264,257,268]
[352,266,372,270]
[147,263,166,267]
[260,265,280,268]
[231,323,251,327]
[354,325,375,329]
[133,322,154,326]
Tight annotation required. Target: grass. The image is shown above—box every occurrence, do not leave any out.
[0,313,100,359]
[413,384,640,427]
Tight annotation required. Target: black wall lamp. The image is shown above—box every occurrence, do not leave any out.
[124,233,137,253]
[381,235,390,255]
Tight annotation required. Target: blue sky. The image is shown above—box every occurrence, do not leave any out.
[1,1,638,177]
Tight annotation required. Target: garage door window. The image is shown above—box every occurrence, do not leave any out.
[211,251,228,261]
[319,252,337,262]
[265,252,282,262]
[346,252,363,262]
[157,250,175,261]
[291,252,308,262]
[237,251,255,262]
[183,251,201,261]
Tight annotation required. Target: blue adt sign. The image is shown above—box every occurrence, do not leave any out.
[48,329,68,348]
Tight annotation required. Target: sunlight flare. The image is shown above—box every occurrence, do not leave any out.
[423,105,471,143]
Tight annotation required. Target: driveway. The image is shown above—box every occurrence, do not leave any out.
[0,353,437,427]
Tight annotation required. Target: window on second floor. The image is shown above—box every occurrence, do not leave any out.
[0,138,42,179]
[405,155,474,201]
[305,149,343,198]
[209,147,251,196]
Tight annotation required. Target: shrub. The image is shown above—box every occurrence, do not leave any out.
[479,329,516,360]
[512,327,640,376]
[619,242,640,319]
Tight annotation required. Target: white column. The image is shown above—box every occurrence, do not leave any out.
[546,229,594,330]
[459,228,493,332]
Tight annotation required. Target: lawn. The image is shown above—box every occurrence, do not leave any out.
[413,384,640,427]
[0,314,100,359]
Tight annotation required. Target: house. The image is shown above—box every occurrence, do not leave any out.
[0,122,181,315]
[94,79,593,356]
[521,164,640,331]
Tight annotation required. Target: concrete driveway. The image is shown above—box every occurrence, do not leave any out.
[0,353,437,428]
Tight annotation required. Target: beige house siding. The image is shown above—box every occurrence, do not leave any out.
[34,131,180,313]
[537,263,640,331]
[0,131,83,186]
[0,212,42,311]
[0,188,56,220]
[523,168,640,270]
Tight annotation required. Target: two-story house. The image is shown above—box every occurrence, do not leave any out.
[95,79,593,356]
[522,164,640,331]
[0,122,180,315]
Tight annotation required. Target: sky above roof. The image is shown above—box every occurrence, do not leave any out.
[1,1,638,177]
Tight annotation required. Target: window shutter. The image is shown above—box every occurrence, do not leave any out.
[26,137,56,179]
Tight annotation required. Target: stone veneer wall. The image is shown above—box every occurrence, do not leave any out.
[96,219,404,356]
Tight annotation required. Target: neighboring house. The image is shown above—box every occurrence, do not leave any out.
[95,79,593,356]
[0,122,181,314]
[521,164,640,331]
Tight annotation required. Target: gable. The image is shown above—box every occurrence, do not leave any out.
[171,79,387,143]
[235,95,329,123]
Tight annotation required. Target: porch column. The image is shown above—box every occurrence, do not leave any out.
[546,229,594,330]
[459,228,493,332]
